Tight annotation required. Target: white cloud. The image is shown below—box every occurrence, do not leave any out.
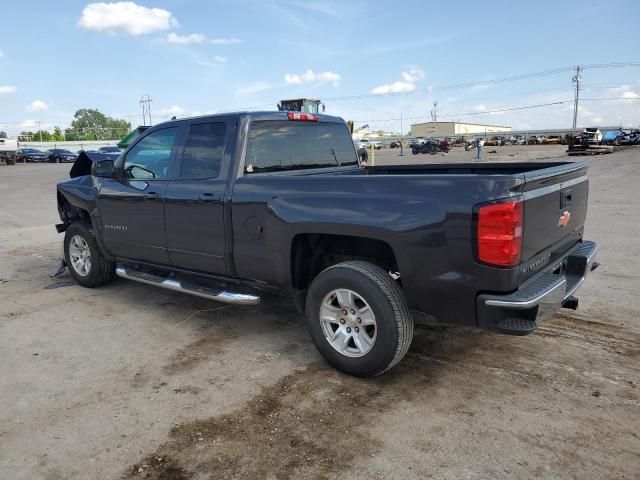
[621,91,639,99]
[0,50,4,59]
[160,105,185,117]
[401,67,424,83]
[0,85,16,94]
[371,67,425,95]
[79,2,178,36]
[284,69,341,86]
[236,81,275,97]
[191,54,229,68]
[26,100,49,112]
[167,32,206,44]
[210,37,240,45]
[371,81,416,95]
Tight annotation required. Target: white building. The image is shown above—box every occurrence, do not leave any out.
[411,121,511,137]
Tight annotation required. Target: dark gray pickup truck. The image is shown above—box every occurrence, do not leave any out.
[56,111,598,376]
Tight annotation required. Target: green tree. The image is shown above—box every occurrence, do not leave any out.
[32,130,52,142]
[18,131,35,141]
[51,126,64,141]
[64,108,131,141]
[0,131,7,138]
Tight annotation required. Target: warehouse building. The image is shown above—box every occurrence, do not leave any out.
[410,121,511,137]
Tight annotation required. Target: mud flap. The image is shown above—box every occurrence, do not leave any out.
[51,259,67,278]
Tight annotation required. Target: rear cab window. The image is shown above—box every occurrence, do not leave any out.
[179,122,226,179]
[244,121,358,174]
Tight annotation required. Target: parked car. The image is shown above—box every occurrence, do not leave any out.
[614,129,640,145]
[56,111,598,377]
[359,139,382,149]
[514,135,526,145]
[0,137,19,165]
[582,128,602,144]
[484,136,501,147]
[15,148,46,163]
[409,137,427,148]
[98,146,122,154]
[45,149,77,163]
[527,135,542,145]
[542,135,563,145]
[388,140,402,148]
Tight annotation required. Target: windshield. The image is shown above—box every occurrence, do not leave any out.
[245,121,358,173]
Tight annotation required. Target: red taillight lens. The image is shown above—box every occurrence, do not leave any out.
[287,112,318,121]
[477,200,523,267]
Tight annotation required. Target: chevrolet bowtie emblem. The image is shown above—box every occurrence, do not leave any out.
[558,211,571,227]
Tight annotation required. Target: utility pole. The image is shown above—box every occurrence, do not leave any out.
[399,112,404,156]
[140,94,153,126]
[572,65,581,132]
[430,101,437,136]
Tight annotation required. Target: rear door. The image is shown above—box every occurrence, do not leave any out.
[164,118,235,274]
[520,164,589,273]
[97,126,181,265]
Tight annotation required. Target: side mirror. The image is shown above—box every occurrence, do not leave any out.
[92,159,115,177]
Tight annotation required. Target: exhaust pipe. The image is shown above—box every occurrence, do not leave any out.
[562,296,579,310]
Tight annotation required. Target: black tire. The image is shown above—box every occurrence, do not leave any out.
[64,222,115,288]
[412,147,419,155]
[305,261,414,377]
[5,155,16,165]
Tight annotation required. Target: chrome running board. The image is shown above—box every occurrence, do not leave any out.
[115,265,260,305]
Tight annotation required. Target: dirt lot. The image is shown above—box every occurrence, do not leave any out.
[1,145,638,479]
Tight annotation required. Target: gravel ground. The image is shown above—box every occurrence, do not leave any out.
[0,146,638,479]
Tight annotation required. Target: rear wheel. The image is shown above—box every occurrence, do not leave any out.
[305,261,414,377]
[64,222,115,288]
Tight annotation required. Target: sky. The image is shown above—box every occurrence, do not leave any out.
[0,0,639,136]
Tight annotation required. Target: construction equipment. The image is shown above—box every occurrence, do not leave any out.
[277,98,323,114]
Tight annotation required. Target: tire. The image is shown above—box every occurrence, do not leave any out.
[5,155,16,165]
[305,261,414,377]
[64,222,115,288]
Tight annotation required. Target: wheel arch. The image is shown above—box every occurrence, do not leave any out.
[290,233,400,311]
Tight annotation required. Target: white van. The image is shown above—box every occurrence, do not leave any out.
[0,137,19,165]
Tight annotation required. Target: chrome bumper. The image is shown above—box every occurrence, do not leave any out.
[476,241,599,335]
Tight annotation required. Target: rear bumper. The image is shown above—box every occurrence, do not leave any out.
[476,240,598,335]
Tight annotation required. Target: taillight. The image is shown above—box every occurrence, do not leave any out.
[477,199,523,267]
[287,112,318,121]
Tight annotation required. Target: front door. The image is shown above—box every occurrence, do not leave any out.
[98,126,180,265]
[164,119,233,274]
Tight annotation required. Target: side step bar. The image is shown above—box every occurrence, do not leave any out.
[115,265,260,305]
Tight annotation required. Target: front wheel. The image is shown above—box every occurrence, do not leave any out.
[64,222,115,288]
[411,147,419,155]
[305,261,414,377]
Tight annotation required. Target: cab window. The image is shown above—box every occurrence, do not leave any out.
[124,127,178,179]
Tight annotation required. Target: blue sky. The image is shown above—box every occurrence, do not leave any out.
[1,0,639,135]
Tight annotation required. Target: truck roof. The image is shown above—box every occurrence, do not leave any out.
[156,111,346,127]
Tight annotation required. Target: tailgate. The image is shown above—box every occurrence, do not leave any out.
[520,162,589,269]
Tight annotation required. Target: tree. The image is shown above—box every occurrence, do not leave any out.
[64,108,131,141]
[32,130,52,142]
[0,131,7,138]
[18,131,35,141]
[51,126,64,141]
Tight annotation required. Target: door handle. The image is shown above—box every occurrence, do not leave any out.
[144,191,161,199]
[199,193,221,203]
